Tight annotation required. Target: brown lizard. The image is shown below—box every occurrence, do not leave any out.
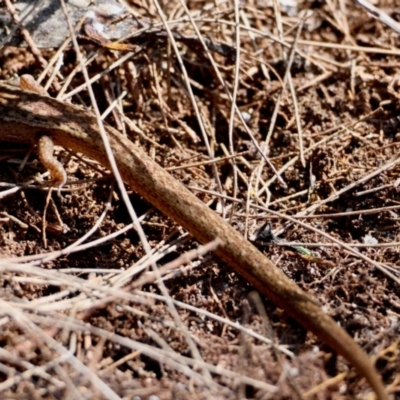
[0,77,388,399]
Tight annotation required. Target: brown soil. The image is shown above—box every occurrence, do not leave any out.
[0,0,399,399]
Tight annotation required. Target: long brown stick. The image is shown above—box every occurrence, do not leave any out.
[0,82,387,399]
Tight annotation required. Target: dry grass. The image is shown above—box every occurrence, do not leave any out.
[0,0,399,398]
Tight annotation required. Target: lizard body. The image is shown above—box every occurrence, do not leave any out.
[0,80,387,399]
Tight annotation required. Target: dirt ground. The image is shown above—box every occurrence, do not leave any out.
[0,0,399,398]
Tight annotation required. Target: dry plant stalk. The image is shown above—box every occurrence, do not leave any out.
[0,79,387,400]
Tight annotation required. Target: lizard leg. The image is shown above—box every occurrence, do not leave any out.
[19,76,67,187]
[37,135,67,188]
